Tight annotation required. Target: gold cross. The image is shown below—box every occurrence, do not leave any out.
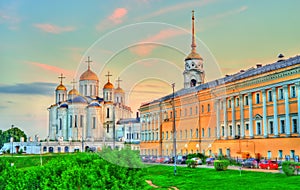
[58,73,65,84]
[116,77,122,88]
[105,71,112,82]
[85,56,93,70]
[71,79,77,89]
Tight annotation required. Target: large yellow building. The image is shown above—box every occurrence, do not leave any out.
[139,12,300,160]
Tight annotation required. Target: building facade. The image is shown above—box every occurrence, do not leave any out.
[139,12,300,160]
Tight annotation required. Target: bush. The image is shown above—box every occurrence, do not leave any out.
[214,160,229,171]
[282,161,300,176]
[186,159,196,168]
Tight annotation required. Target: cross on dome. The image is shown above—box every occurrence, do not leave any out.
[85,56,93,70]
[71,79,77,89]
[116,77,122,88]
[58,73,65,85]
[105,71,112,82]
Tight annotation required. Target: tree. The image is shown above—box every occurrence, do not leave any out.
[0,127,27,148]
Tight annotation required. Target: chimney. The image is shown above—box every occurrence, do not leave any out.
[256,64,262,68]
[136,112,139,119]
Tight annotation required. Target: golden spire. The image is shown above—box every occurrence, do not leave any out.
[71,79,77,89]
[116,77,122,88]
[105,71,112,82]
[58,73,65,85]
[191,10,196,54]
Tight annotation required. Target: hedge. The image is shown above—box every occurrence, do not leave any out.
[214,160,230,171]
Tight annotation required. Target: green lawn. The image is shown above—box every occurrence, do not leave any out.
[144,165,300,189]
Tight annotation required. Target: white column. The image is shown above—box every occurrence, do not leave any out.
[231,97,236,138]
[284,85,290,136]
[223,98,228,139]
[216,99,220,139]
[262,89,268,138]
[272,87,279,136]
[296,82,300,136]
[248,92,253,138]
[240,94,245,139]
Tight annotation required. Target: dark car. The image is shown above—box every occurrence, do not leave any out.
[206,157,215,166]
[243,158,258,168]
[163,156,172,164]
[141,156,150,162]
[149,156,157,163]
[176,155,187,164]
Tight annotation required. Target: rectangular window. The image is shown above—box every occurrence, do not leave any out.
[269,121,274,134]
[90,84,92,95]
[106,108,110,118]
[278,88,284,100]
[291,85,296,98]
[93,117,96,129]
[201,105,204,113]
[268,90,273,102]
[291,150,295,159]
[229,125,232,136]
[190,129,193,138]
[166,131,168,140]
[190,107,192,115]
[170,111,172,118]
[267,151,272,159]
[257,122,261,135]
[80,115,84,128]
[180,130,182,139]
[278,150,283,158]
[237,125,241,136]
[245,123,249,130]
[244,95,249,106]
[228,100,231,108]
[202,128,204,137]
[222,126,224,137]
[220,101,223,110]
[162,132,164,140]
[106,124,109,133]
[70,115,73,128]
[292,119,298,133]
[280,120,285,133]
[74,115,77,128]
[208,104,210,112]
[185,108,187,116]
[59,119,62,130]
[256,93,260,104]
[195,106,198,114]
[196,129,199,138]
[208,128,211,137]
[236,98,239,107]
[185,130,188,139]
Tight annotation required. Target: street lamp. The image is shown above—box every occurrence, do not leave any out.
[10,125,14,157]
[172,83,177,176]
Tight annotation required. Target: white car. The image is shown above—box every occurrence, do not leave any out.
[191,157,202,165]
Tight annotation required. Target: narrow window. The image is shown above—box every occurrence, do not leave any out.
[256,93,260,104]
[291,86,296,98]
[268,90,273,102]
[70,115,73,128]
[269,121,274,134]
[107,108,110,118]
[280,120,285,133]
[93,117,96,129]
[292,119,298,133]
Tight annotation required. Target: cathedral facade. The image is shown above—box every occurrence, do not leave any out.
[139,12,300,160]
[48,57,132,144]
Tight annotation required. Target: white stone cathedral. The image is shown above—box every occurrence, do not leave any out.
[48,57,132,142]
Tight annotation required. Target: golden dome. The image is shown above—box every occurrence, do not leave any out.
[56,84,67,91]
[115,87,124,93]
[185,52,203,60]
[104,81,114,89]
[68,88,79,95]
[80,69,98,81]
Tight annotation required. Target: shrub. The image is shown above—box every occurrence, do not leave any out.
[214,160,229,171]
[186,159,196,168]
[282,161,300,176]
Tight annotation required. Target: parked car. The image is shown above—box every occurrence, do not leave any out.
[163,156,172,164]
[176,155,187,164]
[258,160,278,170]
[155,157,165,163]
[149,156,157,163]
[141,156,149,162]
[243,158,258,168]
[191,157,202,165]
[206,157,215,165]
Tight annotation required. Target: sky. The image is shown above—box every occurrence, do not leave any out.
[0,0,300,138]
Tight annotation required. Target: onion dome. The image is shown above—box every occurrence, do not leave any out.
[68,88,79,95]
[59,103,68,108]
[89,102,101,107]
[104,81,114,89]
[185,52,202,60]
[80,69,98,81]
[56,84,67,91]
[114,87,124,93]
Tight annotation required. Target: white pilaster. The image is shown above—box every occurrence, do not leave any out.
[216,99,220,139]
[262,89,268,138]
[297,82,300,136]
[223,98,228,139]
[284,85,290,136]
[231,97,236,138]
[272,87,279,136]
[240,94,245,139]
[248,93,253,138]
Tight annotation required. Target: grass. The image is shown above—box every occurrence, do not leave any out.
[144,165,300,189]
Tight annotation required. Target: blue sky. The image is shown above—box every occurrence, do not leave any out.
[0,0,299,138]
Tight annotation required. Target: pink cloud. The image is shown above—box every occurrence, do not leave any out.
[34,23,75,34]
[131,29,185,56]
[96,7,128,31]
[211,6,248,20]
[109,8,128,24]
[28,61,74,76]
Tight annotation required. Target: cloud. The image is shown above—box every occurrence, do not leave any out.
[34,23,75,34]
[0,82,59,96]
[0,2,21,30]
[130,29,185,56]
[28,61,74,76]
[96,7,128,31]
[211,6,248,20]
[137,0,217,21]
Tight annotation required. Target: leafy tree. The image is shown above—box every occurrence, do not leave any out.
[0,127,27,148]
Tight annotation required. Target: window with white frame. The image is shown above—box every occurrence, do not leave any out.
[278,150,283,158]
[202,128,204,137]
[256,121,261,135]
[180,130,182,139]
[190,129,193,138]
[229,125,232,136]
[290,85,296,98]
[245,123,249,130]
[162,132,164,140]
[228,99,231,108]
[166,131,168,140]
[280,119,285,133]
[208,104,211,112]
[244,95,249,106]
[269,120,274,134]
[195,106,198,114]
[236,98,239,107]
[196,129,199,138]
[190,107,192,115]
[292,118,298,133]
[185,130,187,139]
[268,90,273,102]
[278,88,284,100]
[208,128,211,137]
[222,126,224,136]
[256,93,260,104]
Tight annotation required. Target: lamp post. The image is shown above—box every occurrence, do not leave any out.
[172,83,177,176]
[11,125,14,157]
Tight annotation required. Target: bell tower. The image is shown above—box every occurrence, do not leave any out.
[183,10,205,88]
